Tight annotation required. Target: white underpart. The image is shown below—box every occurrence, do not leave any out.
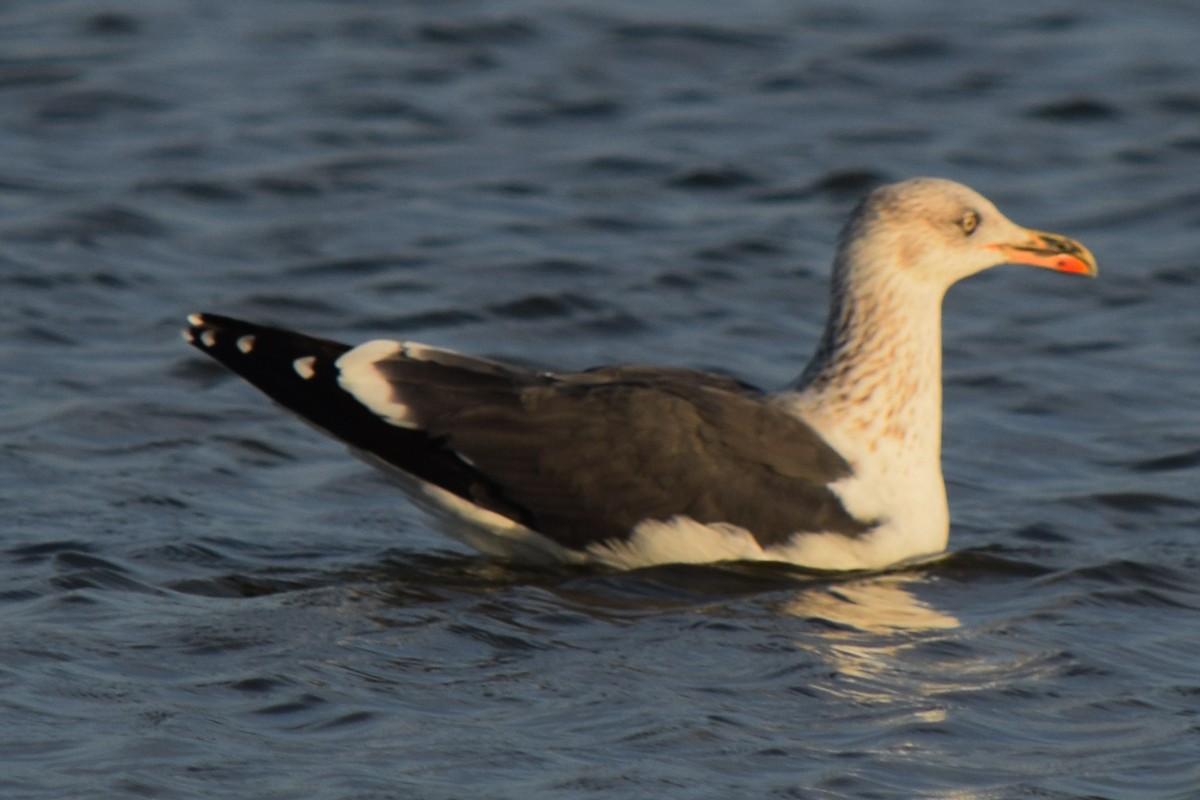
[292,355,317,380]
[589,517,928,572]
[774,381,950,570]
[589,518,769,569]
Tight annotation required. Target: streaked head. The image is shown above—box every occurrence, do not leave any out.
[838,177,1096,290]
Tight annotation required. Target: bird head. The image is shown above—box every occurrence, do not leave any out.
[837,178,1096,292]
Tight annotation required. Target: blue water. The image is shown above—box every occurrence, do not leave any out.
[2,0,1200,797]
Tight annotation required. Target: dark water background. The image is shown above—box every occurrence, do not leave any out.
[3,1,1200,797]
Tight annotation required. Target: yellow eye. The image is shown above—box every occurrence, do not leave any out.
[959,210,980,236]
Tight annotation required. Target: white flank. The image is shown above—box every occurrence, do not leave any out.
[589,516,920,572]
[589,518,767,569]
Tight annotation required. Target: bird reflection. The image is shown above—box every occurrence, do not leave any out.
[780,571,960,710]
[780,571,959,634]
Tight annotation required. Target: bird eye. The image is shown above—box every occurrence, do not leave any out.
[959,210,980,236]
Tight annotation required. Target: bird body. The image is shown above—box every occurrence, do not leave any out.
[184,178,1096,571]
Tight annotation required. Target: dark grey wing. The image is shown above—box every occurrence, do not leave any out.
[186,313,870,551]
[355,348,871,548]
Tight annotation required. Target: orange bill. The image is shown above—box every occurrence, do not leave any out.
[993,230,1097,276]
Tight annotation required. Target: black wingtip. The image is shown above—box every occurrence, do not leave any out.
[181,311,206,346]
[182,311,353,378]
[182,311,250,351]
[182,311,523,524]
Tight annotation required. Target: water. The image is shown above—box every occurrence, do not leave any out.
[2,0,1199,797]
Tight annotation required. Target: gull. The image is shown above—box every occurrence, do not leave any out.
[184,178,1095,571]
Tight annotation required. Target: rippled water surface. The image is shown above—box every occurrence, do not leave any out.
[3,1,1200,797]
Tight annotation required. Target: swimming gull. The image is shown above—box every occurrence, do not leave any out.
[183,178,1096,571]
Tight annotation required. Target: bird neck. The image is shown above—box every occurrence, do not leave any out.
[791,260,947,467]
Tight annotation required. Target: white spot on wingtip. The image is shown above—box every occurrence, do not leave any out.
[293,355,317,380]
[187,313,205,326]
[236,334,256,354]
[181,328,196,344]
[200,330,217,348]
